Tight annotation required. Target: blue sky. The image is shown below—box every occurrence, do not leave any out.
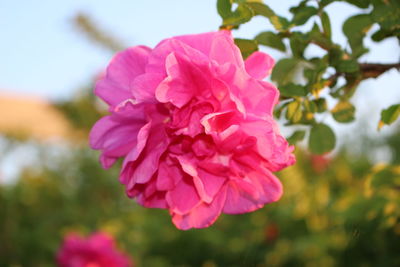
[1,0,398,98]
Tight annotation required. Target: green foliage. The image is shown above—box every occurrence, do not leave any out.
[287,130,306,145]
[379,104,400,129]
[255,31,286,52]
[217,0,254,28]
[290,5,318,26]
[1,129,400,266]
[309,123,336,154]
[332,101,356,123]
[343,14,372,57]
[234,38,258,58]
[56,86,104,133]
[271,58,299,85]
[279,83,307,97]
[217,0,400,154]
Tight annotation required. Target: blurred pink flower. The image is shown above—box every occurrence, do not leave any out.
[57,232,131,267]
[90,31,295,230]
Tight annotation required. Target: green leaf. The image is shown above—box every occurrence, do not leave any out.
[313,98,327,113]
[369,166,400,190]
[371,0,400,33]
[332,101,356,123]
[321,12,331,39]
[309,123,336,154]
[255,31,286,52]
[279,83,307,97]
[336,59,359,73]
[304,99,317,113]
[245,2,274,17]
[246,2,291,31]
[320,0,335,8]
[371,29,393,42]
[271,58,299,85]
[287,130,306,145]
[328,47,344,66]
[286,100,302,123]
[289,32,309,58]
[234,38,258,59]
[379,104,400,129]
[217,0,232,19]
[343,14,373,57]
[291,6,318,26]
[309,23,333,50]
[222,3,254,27]
[344,0,370,8]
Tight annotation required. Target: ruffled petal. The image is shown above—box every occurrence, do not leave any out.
[245,51,275,79]
[156,52,210,108]
[131,73,164,103]
[89,113,147,169]
[171,186,227,230]
[123,123,170,190]
[240,116,296,171]
[222,166,282,214]
[209,31,243,68]
[156,158,181,191]
[174,31,229,57]
[166,175,201,215]
[146,38,208,74]
[95,46,151,106]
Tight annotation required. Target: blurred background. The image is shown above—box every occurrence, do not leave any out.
[1,0,399,266]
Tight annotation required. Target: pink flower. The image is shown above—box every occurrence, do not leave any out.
[90,31,295,230]
[57,232,131,267]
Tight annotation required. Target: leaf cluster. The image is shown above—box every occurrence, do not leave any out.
[217,0,400,154]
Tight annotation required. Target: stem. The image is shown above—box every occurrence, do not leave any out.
[360,63,400,79]
[327,62,400,86]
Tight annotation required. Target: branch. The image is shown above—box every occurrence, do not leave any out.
[73,13,125,52]
[360,63,400,79]
[327,62,400,87]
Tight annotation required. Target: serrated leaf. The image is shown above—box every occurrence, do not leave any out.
[332,101,356,123]
[255,31,286,52]
[234,38,258,59]
[309,123,336,154]
[291,6,318,26]
[343,14,373,57]
[279,83,307,97]
[271,58,299,85]
[287,130,306,145]
[321,12,331,38]
[379,104,400,129]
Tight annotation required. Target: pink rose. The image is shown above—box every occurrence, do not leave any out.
[90,31,295,230]
[56,232,131,267]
